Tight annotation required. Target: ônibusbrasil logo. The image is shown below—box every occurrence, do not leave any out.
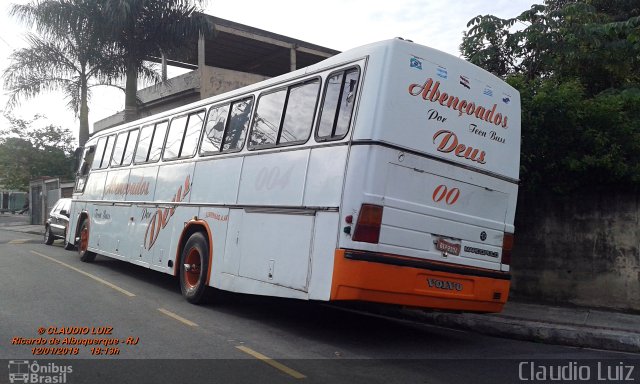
[8,360,73,383]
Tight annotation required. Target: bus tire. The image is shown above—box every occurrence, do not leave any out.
[63,236,75,250]
[44,225,54,245]
[78,220,96,262]
[180,232,209,304]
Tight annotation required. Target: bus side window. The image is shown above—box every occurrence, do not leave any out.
[111,130,129,167]
[99,135,116,169]
[91,135,115,170]
[280,80,319,144]
[317,67,360,141]
[148,121,168,162]
[79,145,96,176]
[164,111,205,160]
[164,115,188,159]
[223,98,253,151]
[121,129,139,166]
[181,111,205,158]
[134,125,154,163]
[91,137,107,170]
[201,104,230,153]
[250,90,286,147]
[249,79,318,149]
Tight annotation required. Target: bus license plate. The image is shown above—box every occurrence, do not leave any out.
[435,238,461,256]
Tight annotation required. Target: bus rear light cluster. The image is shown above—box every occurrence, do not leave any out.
[352,204,383,244]
[501,233,514,265]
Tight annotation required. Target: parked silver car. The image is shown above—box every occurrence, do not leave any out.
[44,198,74,250]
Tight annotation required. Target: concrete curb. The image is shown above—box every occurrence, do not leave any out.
[395,308,640,353]
[0,227,43,236]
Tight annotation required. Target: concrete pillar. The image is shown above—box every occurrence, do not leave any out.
[198,32,206,69]
[161,53,167,81]
[290,45,297,71]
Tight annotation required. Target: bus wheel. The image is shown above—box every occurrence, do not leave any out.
[180,232,209,304]
[63,236,75,251]
[78,220,96,262]
[44,226,54,245]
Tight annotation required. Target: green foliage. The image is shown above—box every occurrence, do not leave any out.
[0,114,75,190]
[461,0,640,193]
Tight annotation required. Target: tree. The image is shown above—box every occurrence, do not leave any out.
[4,0,215,176]
[461,0,640,193]
[4,0,122,146]
[99,0,213,117]
[0,114,75,190]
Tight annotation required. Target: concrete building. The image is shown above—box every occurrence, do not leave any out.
[29,177,74,225]
[94,15,340,132]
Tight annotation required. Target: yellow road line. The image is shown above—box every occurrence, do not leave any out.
[236,345,306,379]
[157,308,198,327]
[29,250,136,297]
[8,239,29,244]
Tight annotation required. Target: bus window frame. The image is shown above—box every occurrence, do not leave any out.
[133,120,169,165]
[248,77,321,151]
[110,127,139,168]
[315,66,361,143]
[96,134,116,170]
[199,96,255,157]
[162,109,206,162]
[91,137,107,170]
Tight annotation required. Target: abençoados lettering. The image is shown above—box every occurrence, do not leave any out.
[408,78,510,128]
[408,77,513,166]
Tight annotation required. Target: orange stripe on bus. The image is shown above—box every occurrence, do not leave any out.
[330,249,510,313]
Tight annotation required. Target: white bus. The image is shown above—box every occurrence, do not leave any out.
[68,38,520,313]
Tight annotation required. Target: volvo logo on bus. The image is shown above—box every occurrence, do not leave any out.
[427,278,463,291]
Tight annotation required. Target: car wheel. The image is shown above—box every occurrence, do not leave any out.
[180,232,210,304]
[78,220,96,262]
[44,226,54,245]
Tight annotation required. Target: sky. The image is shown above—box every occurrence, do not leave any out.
[0,0,538,145]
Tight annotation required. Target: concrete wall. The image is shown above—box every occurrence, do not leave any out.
[137,70,201,104]
[94,66,271,134]
[200,66,269,98]
[511,190,640,311]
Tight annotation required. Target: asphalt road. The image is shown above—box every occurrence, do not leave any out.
[0,227,638,384]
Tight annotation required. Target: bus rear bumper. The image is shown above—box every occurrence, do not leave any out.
[330,249,510,313]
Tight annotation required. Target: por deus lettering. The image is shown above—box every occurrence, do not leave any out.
[408,78,509,129]
[145,175,191,250]
[433,130,486,164]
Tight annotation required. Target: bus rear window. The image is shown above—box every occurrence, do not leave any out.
[317,67,360,141]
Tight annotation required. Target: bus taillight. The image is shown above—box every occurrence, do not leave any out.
[501,233,514,265]
[352,204,383,244]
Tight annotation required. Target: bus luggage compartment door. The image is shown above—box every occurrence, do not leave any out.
[380,163,509,268]
[237,209,314,292]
